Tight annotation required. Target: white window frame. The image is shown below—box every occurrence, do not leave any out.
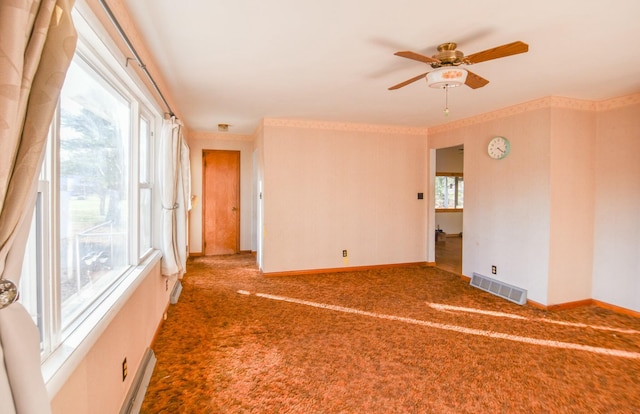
[435,172,464,212]
[137,108,155,261]
[16,3,165,395]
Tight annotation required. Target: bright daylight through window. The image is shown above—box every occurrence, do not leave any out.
[19,8,158,363]
[59,56,131,327]
[435,174,463,210]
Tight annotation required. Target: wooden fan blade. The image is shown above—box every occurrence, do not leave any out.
[465,41,529,64]
[388,72,429,90]
[394,51,440,64]
[465,70,489,89]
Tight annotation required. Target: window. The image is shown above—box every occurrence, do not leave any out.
[138,113,153,258]
[435,173,463,211]
[18,6,159,364]
[20,185,48,352]
[59,56,131,328]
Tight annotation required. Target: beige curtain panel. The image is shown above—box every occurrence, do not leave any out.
[0,1,77,413]
[160,117,191,279]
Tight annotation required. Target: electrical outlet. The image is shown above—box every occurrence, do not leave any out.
[122,357,128,381]
[342,250,348,257]
[491,265,497,275]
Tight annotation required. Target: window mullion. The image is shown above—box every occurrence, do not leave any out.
[49,104,63,351]
[454,177,459,208]
[130,102,140,264]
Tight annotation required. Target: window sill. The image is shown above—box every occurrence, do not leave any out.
[43,250,162,399]
[435,208,463,213]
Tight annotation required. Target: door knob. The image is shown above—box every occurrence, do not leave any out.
[232,206,238,212]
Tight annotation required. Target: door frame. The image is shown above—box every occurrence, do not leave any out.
[431,145,464,273]
[202,149,241,255]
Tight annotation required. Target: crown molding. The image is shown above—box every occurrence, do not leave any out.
[428,93,640,135]
[263,118,428,136]
[596,93,640,111]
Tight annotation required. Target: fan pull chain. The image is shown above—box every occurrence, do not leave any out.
[444,85,450,116]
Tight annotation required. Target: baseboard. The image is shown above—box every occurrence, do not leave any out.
[189,251,254,257]
[525,298,591,311]
[150,303,170,348]
[170,280,183,304]
[119,348,156,414]
[593,299,640,318]
[263,261,430,277]
[544,299,594,311]
[526,298,640,318]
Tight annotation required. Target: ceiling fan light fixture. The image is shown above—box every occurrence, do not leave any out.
[426,67,468,88]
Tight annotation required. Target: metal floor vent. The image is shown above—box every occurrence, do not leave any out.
[470,272,527,305]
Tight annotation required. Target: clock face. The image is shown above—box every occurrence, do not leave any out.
[488,136,510,159]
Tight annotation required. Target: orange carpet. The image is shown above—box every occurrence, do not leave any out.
[141,254,640,413]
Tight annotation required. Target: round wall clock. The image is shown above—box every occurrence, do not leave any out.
[487,136,510,160]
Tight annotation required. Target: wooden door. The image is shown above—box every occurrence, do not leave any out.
[203,150,240,255]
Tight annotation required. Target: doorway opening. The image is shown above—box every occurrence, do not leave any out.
[434,144,463,274]
[202,150,240,255]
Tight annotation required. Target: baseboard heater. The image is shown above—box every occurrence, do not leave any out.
[470,272,527,305]
[120,348,157,414]
[170,280,182,304]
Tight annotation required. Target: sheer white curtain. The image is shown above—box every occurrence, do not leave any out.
[159,117,191,279]
[0,1,76,412]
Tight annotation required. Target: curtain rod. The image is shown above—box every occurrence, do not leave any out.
[98,0,175,117]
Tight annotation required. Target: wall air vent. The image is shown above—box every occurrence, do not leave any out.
[470,272,527,305]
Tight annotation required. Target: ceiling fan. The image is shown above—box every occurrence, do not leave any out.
[388,41,529,91]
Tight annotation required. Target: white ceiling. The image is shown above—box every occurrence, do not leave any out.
[122,0,640,135]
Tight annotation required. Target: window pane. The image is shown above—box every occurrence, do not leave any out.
[445,177,456,208]
[139,117,150,184]
[435,176,446,208]
[139,188,152,255]
[20,192,44,351]
[59,57,130,328]
[435,175,463,209]
[138,115,152,257]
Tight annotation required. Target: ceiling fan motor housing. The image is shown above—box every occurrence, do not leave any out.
[432,42,465,68]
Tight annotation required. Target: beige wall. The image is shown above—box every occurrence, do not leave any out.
[592,99,640,311]
[547,107,595,305]
[435,145,464,172]
[435,212,462,235]
[258,119,429,273]
[430,105,552,303]
[50,258,170,413]
[428,94,640,310]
